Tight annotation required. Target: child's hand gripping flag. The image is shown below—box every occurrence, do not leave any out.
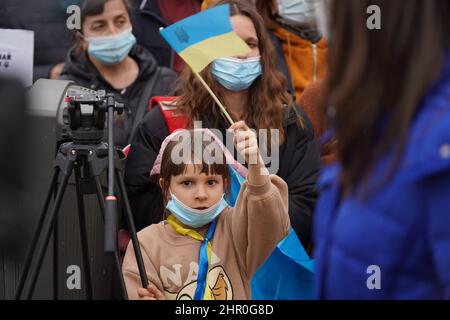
[159,4,251,73]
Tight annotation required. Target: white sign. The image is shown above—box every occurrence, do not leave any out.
[0,29,34,87]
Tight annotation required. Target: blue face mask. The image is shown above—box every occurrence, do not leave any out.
[211,56,262,91]
[87,27,136,65]
[166,192,229,228]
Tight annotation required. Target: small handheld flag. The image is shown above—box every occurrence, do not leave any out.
[160,4,252,125]
[160,4,251,73]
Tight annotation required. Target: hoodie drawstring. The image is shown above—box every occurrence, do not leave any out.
[286,31,297,95]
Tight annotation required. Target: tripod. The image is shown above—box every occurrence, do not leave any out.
[15,94,149,300]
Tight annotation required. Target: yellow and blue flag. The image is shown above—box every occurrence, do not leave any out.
[228,164,315,300]
[159,4,251,73]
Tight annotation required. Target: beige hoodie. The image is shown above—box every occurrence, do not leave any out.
[122,175,290,300]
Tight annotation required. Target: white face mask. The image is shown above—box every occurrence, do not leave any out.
[277,0,320,25]
[315,0,331,40]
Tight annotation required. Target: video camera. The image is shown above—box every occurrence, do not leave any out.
[63,86,124,144]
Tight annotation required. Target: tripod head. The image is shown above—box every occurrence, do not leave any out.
[61,86,126,254]
[63,87,124,145]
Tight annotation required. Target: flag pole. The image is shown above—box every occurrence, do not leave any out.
[158,26,236,125]
[195,72,235,125]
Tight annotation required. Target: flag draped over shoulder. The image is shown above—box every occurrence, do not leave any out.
[230,168,315,300]
[251,229,315,300]
[159,4,251,73]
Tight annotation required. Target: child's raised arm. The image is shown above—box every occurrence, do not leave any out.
[229,121,269,186]
[227,121,290,278]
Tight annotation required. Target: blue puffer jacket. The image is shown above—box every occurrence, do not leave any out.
[314,56,450,299]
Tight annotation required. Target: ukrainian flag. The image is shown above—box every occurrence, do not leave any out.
[160,4,251,73]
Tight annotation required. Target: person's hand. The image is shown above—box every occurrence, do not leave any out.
[137,283,166,300]
[229,121,269,184]
[229,121,262,166]
[49,62,65,79]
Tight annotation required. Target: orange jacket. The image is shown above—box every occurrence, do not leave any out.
[298,80,335,165]
[273,27,327,102]
[201,0,216,10]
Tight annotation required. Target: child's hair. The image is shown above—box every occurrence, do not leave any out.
[158,130,230,203]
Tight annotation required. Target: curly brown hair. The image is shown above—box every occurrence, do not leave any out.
[175,0,298,145]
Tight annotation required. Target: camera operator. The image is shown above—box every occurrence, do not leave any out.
[60,0,177,148]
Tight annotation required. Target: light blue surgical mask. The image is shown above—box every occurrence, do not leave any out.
[87,27,136,65]
[211,56,262,92]
[277,0,319,24]
[166,192,229,228]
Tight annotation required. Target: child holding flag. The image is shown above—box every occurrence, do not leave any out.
[125,0,320,253]
[125,1,319,299]
[122,125,290,300]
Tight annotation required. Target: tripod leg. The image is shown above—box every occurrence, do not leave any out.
[22,164,73,300]
[93,176,128,300]
[115,171,149,289]
[74,165,94,300]
[93,177,105,213]
[53,210,59,299]
[15,167,60,300]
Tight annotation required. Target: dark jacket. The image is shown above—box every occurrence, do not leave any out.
[60,45,177,148]
[269,32,295,96]
[131,0,173,69]
[0,0,75,81]
[124,104,321,247]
